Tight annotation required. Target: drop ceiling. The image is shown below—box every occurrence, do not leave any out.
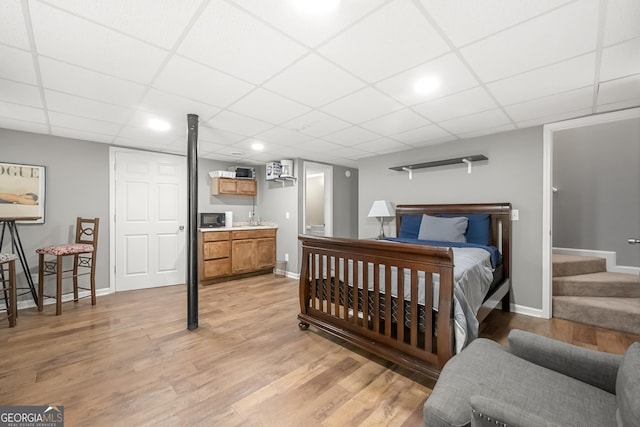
[1,0,639,168]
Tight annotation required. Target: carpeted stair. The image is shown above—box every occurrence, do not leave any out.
[552,254,640,335]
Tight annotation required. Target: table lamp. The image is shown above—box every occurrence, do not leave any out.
[368,200,395,239]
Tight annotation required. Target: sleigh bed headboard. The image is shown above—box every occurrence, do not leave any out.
[394,203,512,277]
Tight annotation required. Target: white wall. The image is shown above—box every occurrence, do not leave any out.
[358,126,544,312]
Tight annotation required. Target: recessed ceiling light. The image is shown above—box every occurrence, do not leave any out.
[251,142,264,151]
[148,118,171,132]
[292,0,340,14]
[231,151,245,156]
[413,76,440,95]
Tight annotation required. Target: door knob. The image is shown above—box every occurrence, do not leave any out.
[628,238,640,244]
[179,225,185,231]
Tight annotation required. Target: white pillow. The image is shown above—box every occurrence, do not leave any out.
[418,214,468,243]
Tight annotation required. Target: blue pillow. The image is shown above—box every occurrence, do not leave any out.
[438,213,490,246]
[398,215,422,238]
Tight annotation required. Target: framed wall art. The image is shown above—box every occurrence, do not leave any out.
[0,162,46,223]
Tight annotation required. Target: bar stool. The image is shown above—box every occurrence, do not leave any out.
[0,253,18,327]
[37,217,99,315]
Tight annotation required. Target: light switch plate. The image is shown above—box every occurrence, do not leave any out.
[511,209,519,221]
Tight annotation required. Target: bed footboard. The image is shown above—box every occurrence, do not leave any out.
[298,235,456,379]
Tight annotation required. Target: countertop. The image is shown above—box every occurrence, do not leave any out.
[199,222,277,232]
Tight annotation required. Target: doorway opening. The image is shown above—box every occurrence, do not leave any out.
[303,162,333,237]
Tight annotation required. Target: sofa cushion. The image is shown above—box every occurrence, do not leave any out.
[423,338,617,427]
[616,342,640,427]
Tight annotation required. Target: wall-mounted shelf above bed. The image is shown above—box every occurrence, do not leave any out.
[390,154,488,178]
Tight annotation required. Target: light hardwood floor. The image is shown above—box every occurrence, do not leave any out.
[1,275,638,426]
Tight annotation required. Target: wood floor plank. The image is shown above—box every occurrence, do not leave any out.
[0,275,637,426]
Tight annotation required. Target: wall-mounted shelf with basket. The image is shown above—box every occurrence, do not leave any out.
[390,154,488,179]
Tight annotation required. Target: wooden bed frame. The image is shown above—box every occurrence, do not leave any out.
[297,203,512,380]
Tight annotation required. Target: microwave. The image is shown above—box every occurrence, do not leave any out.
[228,166,255,179]
[200,212,225,228]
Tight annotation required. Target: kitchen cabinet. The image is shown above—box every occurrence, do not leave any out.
[211,177,257,196]
[199,227,276,285]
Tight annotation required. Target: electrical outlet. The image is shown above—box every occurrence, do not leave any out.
[511,209,519,221]
[284,253,289,262]
[285,211,290,219]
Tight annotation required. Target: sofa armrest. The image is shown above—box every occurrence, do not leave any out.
[507,329,622,393]
[470,396,562,427]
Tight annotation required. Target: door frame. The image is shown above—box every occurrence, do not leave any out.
[302,161,333,237]
[541,106,640,318]
[108,146,188,293]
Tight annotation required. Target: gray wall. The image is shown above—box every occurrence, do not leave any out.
[333,164,359,238]
[357,127,544,311]
[553,117,640,267]
[1,128,110,301]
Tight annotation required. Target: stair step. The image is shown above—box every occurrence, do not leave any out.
[553,296,640,335]
[554,271,640,297]
[553,254,606,277]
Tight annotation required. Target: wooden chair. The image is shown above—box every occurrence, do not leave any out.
[37,217,99,315]
[0,253,17,327]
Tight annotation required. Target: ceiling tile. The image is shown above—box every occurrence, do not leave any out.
[360,109,431,135]
[319,1,449,82]
[515,107,592,128]
[205,110,274,137]
[596,98,640,113]
[253,127,314,146]
[31,1,167,84]
[198,140,229,154]
[46,90,131,125]
[232,0,386,47]
[599,38,640,82]
[0,117,49,134]
[322,126,379,146]
[597,74,640,105]
[461,0,599,82]
[281,110,351,137]
[0,45,37,85]
[48,111,122,135]
[420,0,573,47]
[330,146,369,160]
[487,53,596,105]
[413,87,498,123]
[264,53,365,107]
[50,126,114,144]
[321,88,404,124]
[136,89,221,129]
[457,123,515,140]
[391,124,452,146]
[375,53,479,106]
[0,100,46,123]
[292,138,344,153]
[43,0,203,49]
[0,79,42,108]
[118,125,183,145]
[603,0,640,45]
[178,1,306,84]
[229,88,311,124]
[438,108,512,135]
[353,137,411,155]
[39,57,147,106]
[198,126,246,145]
[504,87,593,122]
[154,56,255,109]
[0,0,30,49]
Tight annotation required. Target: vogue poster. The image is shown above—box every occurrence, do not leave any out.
[0,162,45,223]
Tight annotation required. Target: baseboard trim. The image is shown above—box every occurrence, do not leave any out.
[16,288,112,311]
[510,303,544,318]
[553,247,640,275]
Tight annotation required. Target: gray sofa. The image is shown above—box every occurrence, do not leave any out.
[423,329,639,427]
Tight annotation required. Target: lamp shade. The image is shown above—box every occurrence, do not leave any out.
[368,200,394,218]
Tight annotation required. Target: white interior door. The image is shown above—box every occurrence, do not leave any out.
[113,149,186,291]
